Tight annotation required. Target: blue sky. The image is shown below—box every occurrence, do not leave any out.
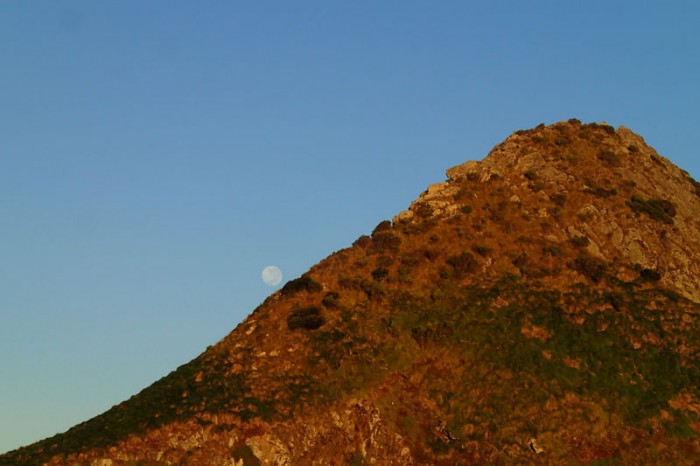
[1,1,698,453]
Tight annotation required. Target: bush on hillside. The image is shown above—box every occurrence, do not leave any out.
[640,269,662,282]
[446,252,478,277]
[569,256,607,283]
[287,307,325,331]
[281,275,323,296]
[628,196,676,224]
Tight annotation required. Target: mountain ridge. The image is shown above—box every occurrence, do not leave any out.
[3,119,700,465]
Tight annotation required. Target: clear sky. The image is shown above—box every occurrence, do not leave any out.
[1,1,698,454]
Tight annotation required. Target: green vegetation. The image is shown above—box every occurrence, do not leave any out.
[383,275,700,442]
[322,291,340,308]
[368,230,401,254]
[569,235,590,248]
[280,275,323,296]
[569,256,607,282]
[640,268,662,282]
[627,196,677,224]
[528,181,546,192]
[598,149,621,166]
[550,192,567,206]
[688,176,700,198]
[353,234,371,248]
[472,244,492,257]
[372,220,393,235]
[1,350,258,462]
[371,267,389,281]
[287,306,325,330]
[524,169,538,180]
[585,184,618,197]
[446,252,478,277]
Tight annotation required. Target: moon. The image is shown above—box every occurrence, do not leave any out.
[261,265,283,286]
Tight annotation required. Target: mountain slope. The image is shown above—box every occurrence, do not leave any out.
[3,120,700,465]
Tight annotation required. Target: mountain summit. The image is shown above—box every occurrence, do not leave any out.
[4,120,700,465]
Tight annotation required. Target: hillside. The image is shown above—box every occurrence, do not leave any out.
[3,120,700,465]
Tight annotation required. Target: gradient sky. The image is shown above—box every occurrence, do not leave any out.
[1,1,699,453]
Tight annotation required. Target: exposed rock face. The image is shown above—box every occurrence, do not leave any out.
[400,121,700,303]
[4,120,700,465]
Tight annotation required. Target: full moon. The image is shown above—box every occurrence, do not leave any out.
[261,265,283,286]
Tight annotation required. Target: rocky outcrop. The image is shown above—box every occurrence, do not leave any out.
[396,121,700,303]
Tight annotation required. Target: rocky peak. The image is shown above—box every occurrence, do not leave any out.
[399,120,700,303]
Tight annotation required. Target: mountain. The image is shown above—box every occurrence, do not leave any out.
[3,120,700,465]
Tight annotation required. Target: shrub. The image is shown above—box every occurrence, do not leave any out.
[472,244,492,257]
[600,124,617,135]
[280,275,323,296]
[586,186,617,198]
[597,149,621,166]
[338,277,355,290]
[368,231,401,255]
[529,181,546,192]
[569,235,590,248]
[460,205,473,215]
[640,269,662,282]
[627,196,676,224]
[287,307,325,330]
[360,279,384,300]
[371,267,389,282]
[422,247,440,261]
[550,193,566,207]
[372,220,392,236]
[689,177,700,198]
[322,292,340,308]
[376,255,394,267]
[569,257,606,283]
[512,253,529,271]
[446,252,478,277]
[524,170,538,180]
[353,235,371,248]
